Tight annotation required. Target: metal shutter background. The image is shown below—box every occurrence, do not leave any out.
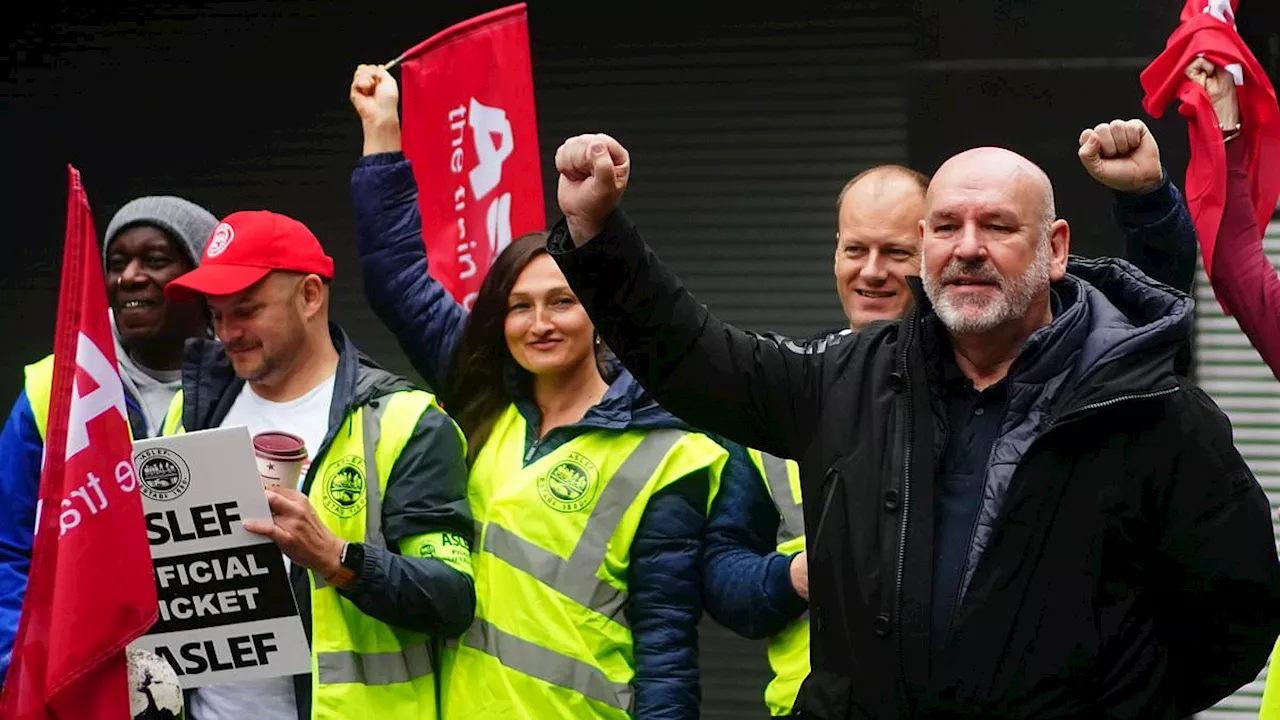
[2,4,911,717]
[531,6,914,717]
[532,5,914,340]
[1193,210,1280,720]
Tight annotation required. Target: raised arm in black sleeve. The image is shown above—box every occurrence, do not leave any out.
[547,209,842,461]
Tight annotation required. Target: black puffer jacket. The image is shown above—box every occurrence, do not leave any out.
[548,209,1280,720]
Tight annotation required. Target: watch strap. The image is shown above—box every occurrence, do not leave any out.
[323,542,360,590]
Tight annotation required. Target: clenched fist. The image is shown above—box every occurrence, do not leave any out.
[350,64,401,155]
[1186,57,1241,129]
[555,133,631,244]
[1078,118,1163,195]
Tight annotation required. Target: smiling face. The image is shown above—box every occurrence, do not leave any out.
[919,147,1069,336]
[503,253,598,378]
[105,225,204,350]
[207,272,322,385]
[834,171,926,329]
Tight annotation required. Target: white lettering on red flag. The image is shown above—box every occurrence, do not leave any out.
[399,3,545,311]
[0,166,158,720]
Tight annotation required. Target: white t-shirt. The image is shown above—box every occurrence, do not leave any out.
[187,375,335,720]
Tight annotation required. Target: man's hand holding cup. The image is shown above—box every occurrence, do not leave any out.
[243,431,343,576]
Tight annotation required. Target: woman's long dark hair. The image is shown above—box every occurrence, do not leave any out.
[448,231,609,463]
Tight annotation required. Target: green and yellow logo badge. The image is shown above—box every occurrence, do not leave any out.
[322,455,367,519]
[537,452,599,513]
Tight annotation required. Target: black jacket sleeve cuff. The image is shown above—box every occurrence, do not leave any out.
[1113,168,1175,229]
[546,209,632,256]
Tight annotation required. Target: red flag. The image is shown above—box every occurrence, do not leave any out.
[1140,0,1280,297]
[398,2,545,310]
[0,166,158,719]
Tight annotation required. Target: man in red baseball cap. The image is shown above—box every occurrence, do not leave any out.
[161,210,476,720]
[166,209,335,298]
[164,210,339,393]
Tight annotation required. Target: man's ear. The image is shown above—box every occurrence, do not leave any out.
[1048,219,1070,281]
[300,274,327,321]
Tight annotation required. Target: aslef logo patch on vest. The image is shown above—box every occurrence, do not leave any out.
[135,447,191,501]
[205,222,235,258]
[322,455,366,519]
[537,451,599,513]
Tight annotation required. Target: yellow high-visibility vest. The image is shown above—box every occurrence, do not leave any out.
[1261,639,1279,719]
[749,448,809,718]
[164,387,460,719]
[24,355,56,439]
[441,404,727,719]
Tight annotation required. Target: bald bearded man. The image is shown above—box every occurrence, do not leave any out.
[701,123,1199,719]
[833,134,1196,330]
[545,131,1280,719]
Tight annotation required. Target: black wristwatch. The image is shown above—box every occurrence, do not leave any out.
[325,541,365,590]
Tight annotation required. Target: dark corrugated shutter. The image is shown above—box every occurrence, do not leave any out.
[3,4,912,717]
[532,5,916,341]
[531,6,915,716]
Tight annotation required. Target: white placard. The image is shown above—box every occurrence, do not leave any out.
[129,427,311,687]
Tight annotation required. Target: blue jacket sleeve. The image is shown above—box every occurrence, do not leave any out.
[626,472,710,719]
[351,152,470,393]
[1114,171,1198,295]
[0,391,43,685]
[702,445,807,640]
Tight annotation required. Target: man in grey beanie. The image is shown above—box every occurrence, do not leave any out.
[102,195,218,433]
[0,194,218,688]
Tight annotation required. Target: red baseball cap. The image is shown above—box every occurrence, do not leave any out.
[164,210,335,300]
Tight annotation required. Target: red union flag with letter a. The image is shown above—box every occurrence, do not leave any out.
[398,2,545,310]
[0,166,158,720]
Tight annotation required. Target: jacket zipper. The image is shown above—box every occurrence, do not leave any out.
[942,385,1178,637]
[808,467,842,562]
[1045,387,1178,430]
[894,316,917,689]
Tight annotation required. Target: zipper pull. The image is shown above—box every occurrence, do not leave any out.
[525,441,538,462]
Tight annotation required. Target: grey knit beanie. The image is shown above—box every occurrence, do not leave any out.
[103,196,219,268]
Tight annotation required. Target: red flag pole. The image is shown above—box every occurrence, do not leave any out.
[383,3,527,70]
[1,165,158,720]
[395,3,527,67]
[0,166,88,719]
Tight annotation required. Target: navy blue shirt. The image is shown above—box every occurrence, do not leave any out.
[931,357,1009,650]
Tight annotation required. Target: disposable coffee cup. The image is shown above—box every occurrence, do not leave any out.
[252,431,308,491]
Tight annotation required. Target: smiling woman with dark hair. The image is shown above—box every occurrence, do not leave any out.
[0,194,218,687]
[349,64,734,720]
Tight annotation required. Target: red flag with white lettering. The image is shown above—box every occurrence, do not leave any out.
[398,2,545,310]
[1141,0,1280,287]
[0,166,158,719]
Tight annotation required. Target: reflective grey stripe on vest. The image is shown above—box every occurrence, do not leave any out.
[463,429,688,709]
[481,429,686,625]
[315,402,387,589]
[316,642,433,685]
[312,401,434,686]
[465,618,633,712]
[760,452,804,544]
